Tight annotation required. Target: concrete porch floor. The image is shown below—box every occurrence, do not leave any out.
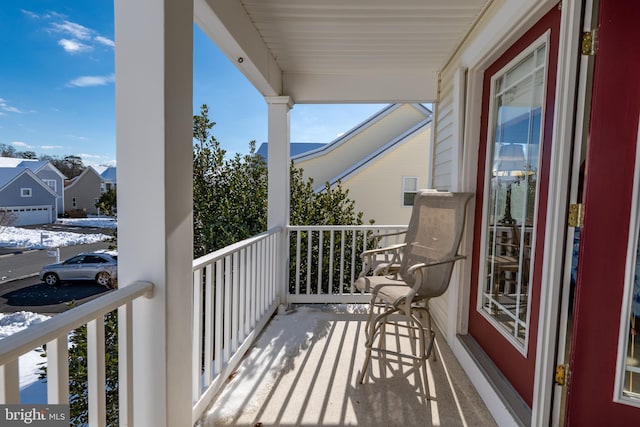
[198,305,497,427]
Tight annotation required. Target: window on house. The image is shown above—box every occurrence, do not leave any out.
[43,179,57,192]
[100,183,106,193]
[402,177,418,206]
[21,188,32,197]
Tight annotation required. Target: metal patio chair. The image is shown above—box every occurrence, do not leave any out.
[354,191,473,387]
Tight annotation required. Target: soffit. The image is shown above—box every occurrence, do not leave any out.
[198,0,490,103]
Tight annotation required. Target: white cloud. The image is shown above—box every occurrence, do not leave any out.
[65,135,88,141]
[95,36,115,48]
[58,39,92,54]
[51,20,92,40]
[11,141,32,149]
[79,153,102,159]
[66,74,114,88]
[41,145,64,150]
[0,98,24,114]
[21,9,40,19]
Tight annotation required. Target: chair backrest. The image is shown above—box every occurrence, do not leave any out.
[399,191,473,299]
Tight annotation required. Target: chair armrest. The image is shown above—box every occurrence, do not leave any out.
[406,255,466,275]
[367,230,407,243]
[360,243,406,258]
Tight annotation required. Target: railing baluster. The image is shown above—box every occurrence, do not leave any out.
[340,230,345,291]
[192,268,203,399]
[118,303,133,426]
[87,316,106,427]
[215,259,223,374]
[351,230,357,286]
[224,255,232,363]
[239,249,247,338]
[318,230,324,295]
[329,230,335,295]
[259,239,265,315]
[232,252,239,352]
[250,244,256,328]
[204,264,214,385]
[47,335,69,404]
[0,360,19,404]
[295,230,301,295]
[306,230,312,295]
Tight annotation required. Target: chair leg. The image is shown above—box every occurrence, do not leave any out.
[359,303,395,384]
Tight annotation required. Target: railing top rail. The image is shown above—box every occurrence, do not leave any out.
[0,280,153,366]
[192,226,283,270]
[287,225,407,231]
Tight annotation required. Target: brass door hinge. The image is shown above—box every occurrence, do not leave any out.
[581,29,598,56]
[568,203,584,227]
[555,364,569,386]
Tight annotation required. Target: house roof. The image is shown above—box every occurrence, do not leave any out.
[294,103,432,162]
[321,117,432,191]
[17,160,48,172]
[0,157,36,168]
[99,166,117,183]
[0,168,24,187]
[65,166,103,189]
[255,143,327,162]
[196,0,491,103]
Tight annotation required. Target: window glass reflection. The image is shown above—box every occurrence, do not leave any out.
[480,42,546,348]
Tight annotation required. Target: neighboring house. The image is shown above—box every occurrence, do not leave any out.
[0,167,58,226]
[16,160,66,216]
[64,166,104,215]
[98,166,117,192]
[295,104,432,224]
[0,157,67,217]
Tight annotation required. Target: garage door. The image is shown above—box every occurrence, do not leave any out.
[4,206,52,226]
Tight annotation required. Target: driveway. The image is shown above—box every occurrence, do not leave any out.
[0,276,110,314]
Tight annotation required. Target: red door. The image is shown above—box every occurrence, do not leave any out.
[565,0,640,423]
[468,6,560,407]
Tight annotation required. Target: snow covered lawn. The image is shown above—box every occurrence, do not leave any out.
[0,311,50,402]
[0,217,116,249]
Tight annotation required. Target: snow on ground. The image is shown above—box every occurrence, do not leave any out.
[57,217,117,229]
[0,226,111,249]
[0,217,117,249]
[0,311,50,402]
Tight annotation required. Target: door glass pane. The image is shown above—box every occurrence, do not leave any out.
[622,244,640,401]
[479,40,547,349]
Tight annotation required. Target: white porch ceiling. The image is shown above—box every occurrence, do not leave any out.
[195,0,490,104]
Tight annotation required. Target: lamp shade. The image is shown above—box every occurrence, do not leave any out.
[494,143,526,177]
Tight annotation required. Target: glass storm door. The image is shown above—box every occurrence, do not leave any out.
[468,6,560,407]
[565,0,640,423]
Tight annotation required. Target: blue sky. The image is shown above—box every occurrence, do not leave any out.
[0,2,386,167]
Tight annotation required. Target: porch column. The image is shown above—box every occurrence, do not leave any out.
[115,0,193,426]
[266,96,293,306]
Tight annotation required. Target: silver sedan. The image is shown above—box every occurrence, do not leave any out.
[39,251,118,288]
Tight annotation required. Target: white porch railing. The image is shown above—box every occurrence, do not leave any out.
[191,227,282,424]
[0,280,153,426]
[288,225,407,303]
[190,224,406,423]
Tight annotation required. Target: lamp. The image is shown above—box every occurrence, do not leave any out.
[494,143,526,224]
